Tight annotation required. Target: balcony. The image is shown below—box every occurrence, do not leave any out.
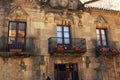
[95,41,120,57]
[0,37,35,57]
[48,37,87,54]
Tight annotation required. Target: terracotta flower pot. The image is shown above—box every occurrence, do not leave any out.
[73,46,82,51]
[57,46,64,51]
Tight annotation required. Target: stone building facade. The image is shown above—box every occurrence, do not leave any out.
[0,0,120,80]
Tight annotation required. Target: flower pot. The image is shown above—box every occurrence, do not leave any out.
[57,46,64,51]
[110,49,119,54]
[74,46,82,51]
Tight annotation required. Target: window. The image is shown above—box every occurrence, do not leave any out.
[8,21,26,52]
[57,25,71,44]
[96,28,108,46]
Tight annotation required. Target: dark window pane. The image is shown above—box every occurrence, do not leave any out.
[9,22,16,30]
[19,23,25,31]
[18,23,26,37]
[17,38,25,43]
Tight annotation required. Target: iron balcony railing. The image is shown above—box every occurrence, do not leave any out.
[0,37,35,52]
[48,37,87,54]
[95,41,120,57]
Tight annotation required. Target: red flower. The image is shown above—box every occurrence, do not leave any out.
[110,49,119,54]
[100,47,108,54]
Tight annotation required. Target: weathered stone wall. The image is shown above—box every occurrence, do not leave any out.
[0,0,120,80]
[0,57,33,80]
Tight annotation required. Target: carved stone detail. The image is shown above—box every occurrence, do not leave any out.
[45,9,83,26]
[72,13,82,27]
[95,15,107,23]
[95,15,109,28]
[8,5,28,21]
[43,0,83,10]
[45,13,55,23]
[40,10,46,22]
[54,10,72,25]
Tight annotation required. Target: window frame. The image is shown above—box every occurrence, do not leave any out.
[7,21,27,52]
[57,25,71,45]
[96,28,108,47]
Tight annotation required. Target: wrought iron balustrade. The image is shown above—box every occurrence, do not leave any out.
[95,41,120,57]
[48,37,87,54]
[0,37,35,52]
